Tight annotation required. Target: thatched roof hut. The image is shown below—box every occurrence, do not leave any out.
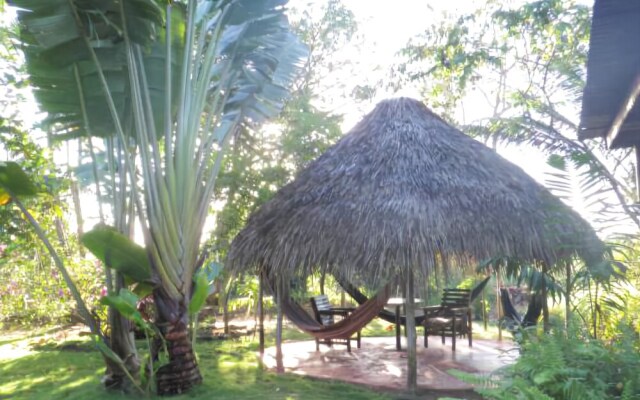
[228,98,602,285]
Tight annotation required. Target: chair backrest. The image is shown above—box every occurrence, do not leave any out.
[310,294,334,326]
[441,288,471,310]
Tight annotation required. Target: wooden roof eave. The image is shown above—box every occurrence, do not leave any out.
[607,72,640,149]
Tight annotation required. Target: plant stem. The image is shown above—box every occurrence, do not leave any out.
[9,191,100,337]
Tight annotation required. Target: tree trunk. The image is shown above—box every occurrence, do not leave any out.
[70,179,85,256]
[103,313,140,392]
[541,264,550,333]
[319,272,325,295]
[103,274,141,392]
[154,292,203,395]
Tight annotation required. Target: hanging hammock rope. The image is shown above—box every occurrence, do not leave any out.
[265,272,392,340]
[499,287,542,328]
[265,270,490,340]
[335,274,492,326]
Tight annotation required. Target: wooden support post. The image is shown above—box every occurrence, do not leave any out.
[258,271,265,356]
[565,261,571,332]
[542,263,550,333]
[275,277,284,373]
[482,290,487,331]
[405,274,417,393]
[496,270,502,341]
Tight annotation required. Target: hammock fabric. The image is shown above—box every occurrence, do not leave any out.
[470,276,492,303]
[335,274,491,326]
[499,288,542,328]
[266,273,392,340]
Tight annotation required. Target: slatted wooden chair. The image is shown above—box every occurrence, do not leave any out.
[422,288,472,351]
[309,294,361,352]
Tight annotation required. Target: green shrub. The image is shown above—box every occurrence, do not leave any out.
[452,324,640,399]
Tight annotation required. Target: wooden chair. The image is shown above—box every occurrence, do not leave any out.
[309,294,361,352]
[422,288,472,351]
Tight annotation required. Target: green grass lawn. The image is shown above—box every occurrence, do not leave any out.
[0,320,500,400]
[0,329,392,400]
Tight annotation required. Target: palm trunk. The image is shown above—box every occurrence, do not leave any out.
[103,312,141,391]
[101,139,142,392]
[154,291,202,395]
[103,274,141,392]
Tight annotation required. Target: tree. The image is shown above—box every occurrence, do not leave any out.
[397,0,638,233]
[0,9,106,329]
[15,0,305,395]
[209,0,355,259]
[395,0,633,333]
[204,2,357,336]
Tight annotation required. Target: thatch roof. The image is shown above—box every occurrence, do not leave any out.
[579,0,640,148]
[228,98,602,285]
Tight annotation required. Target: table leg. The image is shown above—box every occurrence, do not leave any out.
[395,305,401,350]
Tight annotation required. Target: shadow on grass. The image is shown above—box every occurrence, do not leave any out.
[0,347,105,400]
[0,324,78,347]
[0,318,497,400]
[0,333,399,400]
[0,336,28,347]
[195,337,396,400]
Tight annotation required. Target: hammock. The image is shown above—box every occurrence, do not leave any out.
[499,288,542,328]
[470,276,492,303]
[266,273,392,340]
[336,274,492,326]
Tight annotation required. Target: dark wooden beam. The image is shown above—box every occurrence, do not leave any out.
[636,145,640,201]
[607,72,640,148]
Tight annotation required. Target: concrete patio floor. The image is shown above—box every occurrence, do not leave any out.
[261,337,516,393]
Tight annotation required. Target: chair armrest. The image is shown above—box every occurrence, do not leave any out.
[445,306,470,317]
[318,309,351,317]
[423,305,443,318]
[331,307,356,313]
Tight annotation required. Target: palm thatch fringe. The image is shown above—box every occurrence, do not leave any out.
[228,98,603,287]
